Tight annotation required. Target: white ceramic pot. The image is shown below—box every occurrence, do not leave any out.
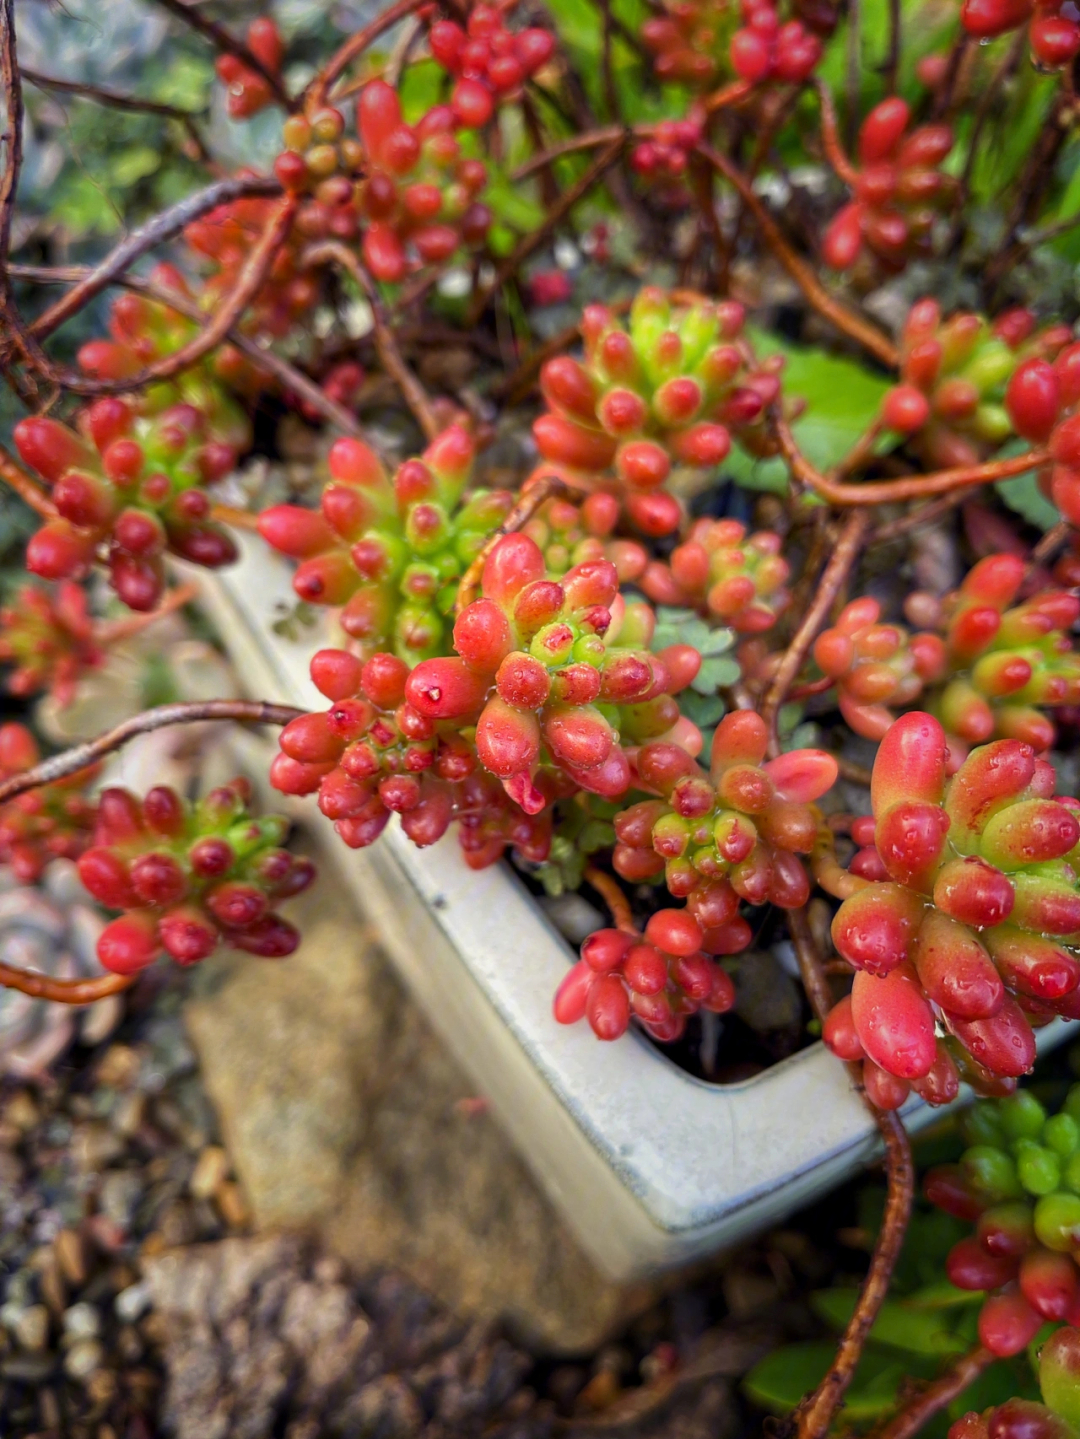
[188,535,1071,1282]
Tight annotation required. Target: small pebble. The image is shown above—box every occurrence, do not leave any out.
[63,1337,104,1381]
[12,1304,48,1352]
[62,1302,101,1341]
[71,1122,123,1173]
[114,1281,151,1324]
[99,1170,143,1231]
[215,1180,250,1229]
[95,1044,140,1090]
[54,1228,87,1287]
[5,1091,38,1131]
[189,1145,228,1200]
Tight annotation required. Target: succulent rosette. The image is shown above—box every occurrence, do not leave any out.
[77,778,314,973]
[641,517,791,632]
[15,399,240,612]
[928,1092,1080,1360]
[824,712,1080,1105]
[533,288,782,537]
[613,710,838,917]
[404,532,699,812]
[259,426,513,664]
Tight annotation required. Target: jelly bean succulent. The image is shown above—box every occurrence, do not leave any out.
[77,779,314,973]
[533,289,782,536]
[927,1091,1080,1358]
[13,0,1080,1425]
[822,100,956,276]
[14,401,239,611]
[952,1326,1080,1439]
[259,426,512,663]
[823,712,1080,1100]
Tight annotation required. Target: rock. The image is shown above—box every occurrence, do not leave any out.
[189,1146,229,1200]
[144,1238,538,1439]
[54,1229,87,1287]
[99,1169,143,1232]
[185,874,659,1353]
[11,1303,49,1351]
[115,1282,152,1324]
[62,1301,101,1340]
[63,1337,104,1380]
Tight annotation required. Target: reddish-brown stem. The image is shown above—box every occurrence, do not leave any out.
[455,472,571,616]
[28,174,282,343]
[583,864,637,935]
[787,906,915,1439]
[815,81,858,186]
[0,700,304,806]
[95,582,198,645]
[306,0,427,108]
[0,441,56,518]
[761,509,871,755]
[693,143,898,369]
[0,964,135,1006]
[303,240,440,440]
[20,196,298,395]
[812,821,870,900]
[511,125,623,181]
[209,504,262,532]
[869,490,969,545]
[774,416,1048,506]
[11,264,366,439]
[20,67,210,162]
[876,1347,996,1439]
[1032,519,1071,568]
[702,76,753,114]
[467,135,626,326]
[153,0,290,110]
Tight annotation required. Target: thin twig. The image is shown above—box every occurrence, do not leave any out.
[306,0,427,108]
[812,819,870,900]
[875,1347,996,1439]
[20,67,210,161]
[0,964,134,1006]
[0,0,26,368]
[882,0,901,94]
[455,471,570,615]
[845,0,860,153]
[19,196,298,395]
[1031,519,1071,568]
[0,441,55,518]
[153,0,289,110]
[95,581,198,645]
[0,700,304,806]
[303,240,440,440]
[583,864,636,934]
[869,490,968,545]
[10,264,366,439]
[815,81,858,187]
[28,174,282,343]
[693,143,898,369]
[774,415,1048,506]
[209,504,261,531]
[788,905,915,1439]
[761,510,871,755]
[467,135,626,326]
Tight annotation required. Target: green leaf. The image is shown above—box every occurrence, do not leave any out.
[679,690,726,728]
[743,1341,835,1413]
[997,472,1059,532]
[693,654,740,693]
[812,1290,969,1357]
[111,146,161,188]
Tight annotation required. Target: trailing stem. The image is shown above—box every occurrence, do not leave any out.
[874,1346,996,1439]
[787,906,916,1439]
[0,700,304,806]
